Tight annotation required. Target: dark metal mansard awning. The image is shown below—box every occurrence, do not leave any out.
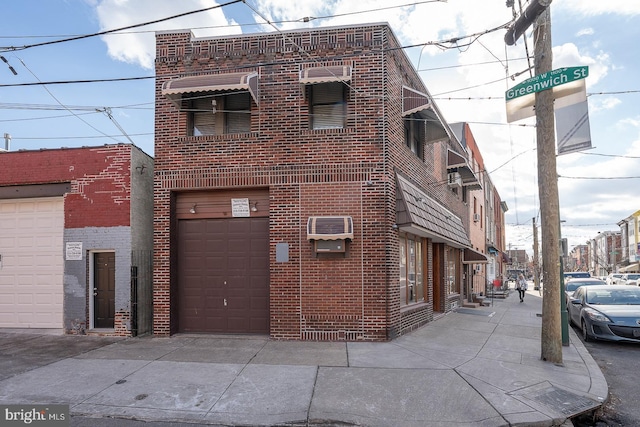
[396,173,471,248]
[161,72,259,107]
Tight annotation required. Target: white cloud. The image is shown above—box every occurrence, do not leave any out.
[576,27,594,37]
[94,0,240,69]
[589,96,621,114]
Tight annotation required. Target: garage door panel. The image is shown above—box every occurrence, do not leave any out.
[178,217,269,334]
[0,198,64,328]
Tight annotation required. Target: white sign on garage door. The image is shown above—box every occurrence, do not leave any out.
[0,197,64,328]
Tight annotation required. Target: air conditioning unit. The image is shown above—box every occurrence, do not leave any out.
[447,172,462,189]
[314,239,346,253]
[473,213,480,222]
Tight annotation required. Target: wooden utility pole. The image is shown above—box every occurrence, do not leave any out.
[535,8,563,364]
[505,0,562,362]
[533,217,540,290]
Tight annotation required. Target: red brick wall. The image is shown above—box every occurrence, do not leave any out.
[0,145,132,228]
[153,24,468,339]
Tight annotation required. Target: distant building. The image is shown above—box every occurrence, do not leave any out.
[618,210,640,273]
[506,249,529,279]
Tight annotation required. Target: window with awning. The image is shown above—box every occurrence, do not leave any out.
[446,149,482,190]
[300,66,351,130]
[162,72,259,136]
[402,86,450,144]
[161,72,259,107]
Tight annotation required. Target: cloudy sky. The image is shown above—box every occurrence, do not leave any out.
[1,0,639,255]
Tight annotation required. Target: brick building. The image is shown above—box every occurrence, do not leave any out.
[0,144,154,336]
[153,23,485,340]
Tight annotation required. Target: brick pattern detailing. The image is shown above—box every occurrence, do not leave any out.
[157,163,381,189]
[154,23,473,341]
[400,304,432,335]
[0,144,133,228]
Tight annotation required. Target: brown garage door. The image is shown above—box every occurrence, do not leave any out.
[177,217,269,334]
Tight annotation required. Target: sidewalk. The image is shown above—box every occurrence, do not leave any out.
[0,286,607,426]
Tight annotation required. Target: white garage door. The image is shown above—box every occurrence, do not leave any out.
[0,197,64,328]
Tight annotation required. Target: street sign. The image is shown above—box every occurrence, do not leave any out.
[505,66,588,101]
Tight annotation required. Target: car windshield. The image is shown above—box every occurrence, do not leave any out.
[586,289,640,305]
[627,274,640,280]
[565,280,605,292]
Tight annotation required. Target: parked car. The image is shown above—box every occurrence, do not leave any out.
[606,273,624,285]
[620,273,640,286]
[564,271,590,280]
[564,278,606,306]
[568,285,640,343]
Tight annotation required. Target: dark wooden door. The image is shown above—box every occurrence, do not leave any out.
[432,244,443,313]
[94,252,115,328]
[178,217,269,333]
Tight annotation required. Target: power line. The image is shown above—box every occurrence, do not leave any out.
[0,0,243,52]
[559,174,640,180]
[0,76,153,88]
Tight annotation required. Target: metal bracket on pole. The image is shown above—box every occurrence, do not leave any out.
[504,0,553,46]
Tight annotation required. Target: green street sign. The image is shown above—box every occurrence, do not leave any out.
[505,66,588,101]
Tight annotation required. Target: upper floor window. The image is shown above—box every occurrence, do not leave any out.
[188,92,251,136]
[309,82,347,130]
[300,65,351,130]
[161,71,258,137]
[404,114,424,159]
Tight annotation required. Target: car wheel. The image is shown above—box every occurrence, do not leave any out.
[581,319,592,342]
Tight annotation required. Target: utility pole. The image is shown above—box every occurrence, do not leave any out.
[533,218,540,290]
[535,8,563,364]
[505,0,562,364]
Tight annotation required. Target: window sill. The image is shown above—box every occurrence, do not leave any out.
[179,132,257,142]
[301,127,350,135]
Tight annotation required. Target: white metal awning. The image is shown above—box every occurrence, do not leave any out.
[307,216,354,240]
[299,65,352,84]
[162,72,259,107]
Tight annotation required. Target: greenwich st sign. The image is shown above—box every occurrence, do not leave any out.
[505,66,589,101]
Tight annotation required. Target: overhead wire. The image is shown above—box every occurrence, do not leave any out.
[0,0,244,52]
[17,57,126,144]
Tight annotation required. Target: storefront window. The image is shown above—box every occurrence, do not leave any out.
[400,235,425,306]
[446,246,459,295]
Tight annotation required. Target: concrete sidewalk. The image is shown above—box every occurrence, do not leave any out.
[0,286,607,426]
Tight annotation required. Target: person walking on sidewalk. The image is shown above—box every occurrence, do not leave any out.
[516,273,528,302]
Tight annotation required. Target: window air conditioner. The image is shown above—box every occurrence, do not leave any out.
[473,213,480,222]
[447,172,462,189]
[314,239,346,253]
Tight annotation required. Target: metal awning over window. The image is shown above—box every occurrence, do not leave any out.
[396,173,471,248]
[463,248,489,264]
[300,65,352,84]
[446,149,482,190]
[307,216,354,240]
[402,86,450,144]
[402,86,432,117]
[162,72,259,107]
